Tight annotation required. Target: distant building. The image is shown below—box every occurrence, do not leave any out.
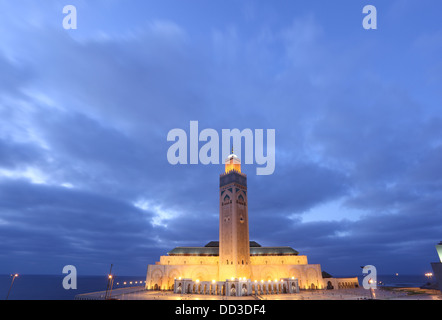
[431,241,442,293]
[145,151,358,296]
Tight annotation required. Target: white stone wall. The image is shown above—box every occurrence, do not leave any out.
[323,277,359,289]
[250,255,308,265]
[250,263,324,289]
[173,278,300,296]
[146,256,325,290]
[159,255,218,266]
[145,263,218,290]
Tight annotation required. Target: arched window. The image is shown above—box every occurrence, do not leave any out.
[230,284,236,296]
[242,284,247,295]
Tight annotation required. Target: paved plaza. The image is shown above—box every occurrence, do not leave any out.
[75,287,442,300]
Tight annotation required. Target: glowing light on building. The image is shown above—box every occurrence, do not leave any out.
[225,152,241,173]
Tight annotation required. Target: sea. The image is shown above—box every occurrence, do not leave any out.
[0,274,434,300]
[353,274,432,288]
[0,274,146,300]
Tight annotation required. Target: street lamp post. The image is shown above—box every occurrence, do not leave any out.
[6,274,18,300]
[105,264,113,300]
[107,275,114,299]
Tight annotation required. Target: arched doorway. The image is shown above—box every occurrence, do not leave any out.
[242,284,247,296]
[230,284,236,296]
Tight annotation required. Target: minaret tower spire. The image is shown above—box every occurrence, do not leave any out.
[219,148,251,281]
[224,148,241,173]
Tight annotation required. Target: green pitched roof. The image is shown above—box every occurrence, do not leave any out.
[204,241,262,248]
[167,246,218,256]
[250,246,298,256]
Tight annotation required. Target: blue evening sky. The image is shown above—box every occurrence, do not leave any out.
[0,0,441,277]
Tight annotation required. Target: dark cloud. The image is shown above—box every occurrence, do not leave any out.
[253,161,350,213]
[0,138,44,169]
[0,180,158,274]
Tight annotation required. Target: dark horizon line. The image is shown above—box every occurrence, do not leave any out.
[0,273,429,277]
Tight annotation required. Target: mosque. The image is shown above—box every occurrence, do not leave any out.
[145,150,358,296]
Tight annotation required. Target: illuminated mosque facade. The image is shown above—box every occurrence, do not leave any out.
[145,151,358,296]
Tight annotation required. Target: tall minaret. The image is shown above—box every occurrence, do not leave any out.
[219,149,251,281]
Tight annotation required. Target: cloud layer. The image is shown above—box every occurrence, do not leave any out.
[0,1,441,276]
